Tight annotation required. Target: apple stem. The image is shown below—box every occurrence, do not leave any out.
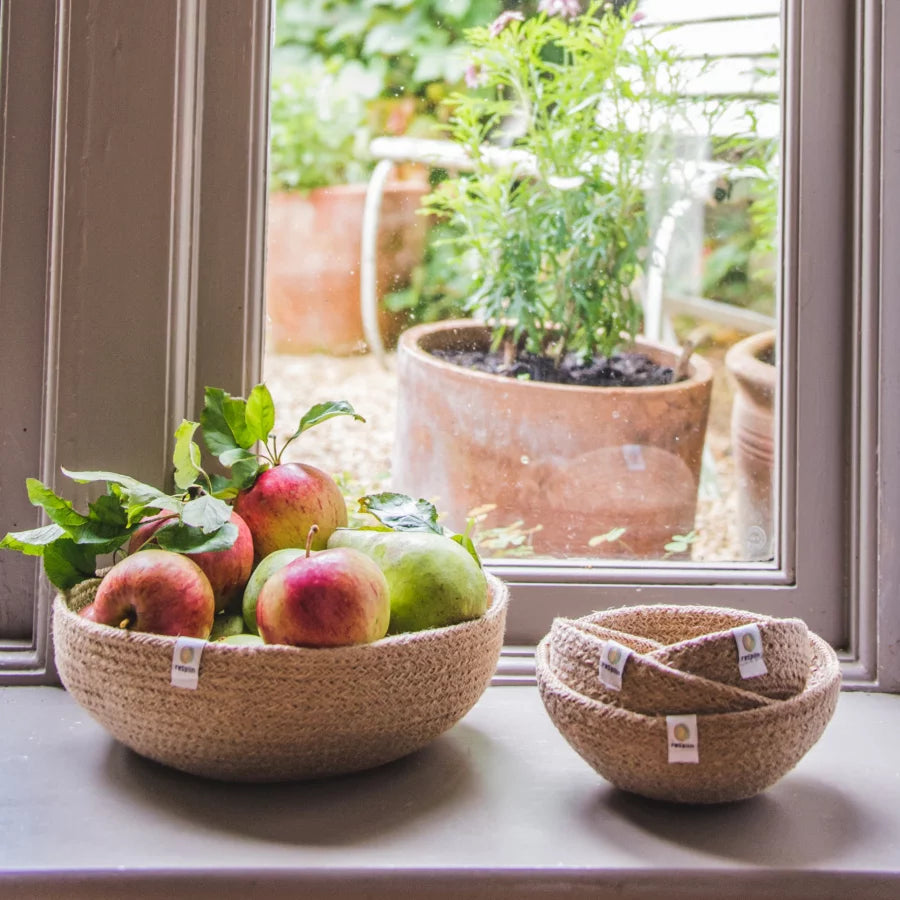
[305,524,319,558]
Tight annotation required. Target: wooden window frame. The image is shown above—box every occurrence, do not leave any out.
[1,0,897,691]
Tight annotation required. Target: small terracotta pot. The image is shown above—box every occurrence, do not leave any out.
[266,181,428,356]
[725,329,776,561]
[393,320,713,559]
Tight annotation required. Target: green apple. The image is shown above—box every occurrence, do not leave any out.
[241,547,306,634]
[209,612,246,641]
[220,633,265,646]
[326,529,488,634]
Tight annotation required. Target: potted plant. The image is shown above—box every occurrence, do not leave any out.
[266,59,429,355]
[391,1,715,559]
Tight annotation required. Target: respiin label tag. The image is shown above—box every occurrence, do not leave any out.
[666,714,699,764]
[170,636,206,689]
[598,639,633,691]
[732,623,768,679]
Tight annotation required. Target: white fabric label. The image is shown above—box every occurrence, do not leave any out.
[622,444,646,471]
[598,639,633,691]
[732,623,768,679]
[170,636,206,689]
[667,714,699,764]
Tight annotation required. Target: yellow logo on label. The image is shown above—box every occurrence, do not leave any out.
[673,723,691,742]
[742,633,756,653]
[607,647,621,666]
[179,646,195,665]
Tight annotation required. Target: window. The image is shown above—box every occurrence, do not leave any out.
[1,0,896,691]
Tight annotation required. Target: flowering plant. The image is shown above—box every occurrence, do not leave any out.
[426,0,693,363]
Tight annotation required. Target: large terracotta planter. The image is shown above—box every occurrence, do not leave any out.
[725,329,776,561]
[393,320,713,559]
[266,181,428,355]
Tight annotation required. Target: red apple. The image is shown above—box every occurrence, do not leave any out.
[127,510,254,613]
[233,463,347,562]
[80,549,215,638]
[256,545,390,647]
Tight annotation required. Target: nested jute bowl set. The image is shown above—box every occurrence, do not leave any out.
[536,605,841,804]
[54,573,508,782]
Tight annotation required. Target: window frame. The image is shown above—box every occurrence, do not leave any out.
[1,0,897,691]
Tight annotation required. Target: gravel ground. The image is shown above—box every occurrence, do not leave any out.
[263,346,741,562]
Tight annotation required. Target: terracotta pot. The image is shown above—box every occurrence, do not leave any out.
[393,320,713,559]
[266,181,428,355]
[725,329,776,561]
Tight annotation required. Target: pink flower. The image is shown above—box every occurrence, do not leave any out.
[489,10,525,37]
[631,10,647,24]
[464,62,485,89]
[538,0,582,19]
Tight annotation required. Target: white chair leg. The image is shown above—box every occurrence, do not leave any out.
[360,158,397,368]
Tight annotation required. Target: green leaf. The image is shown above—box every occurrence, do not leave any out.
[217,447,256,467]
[230,457,264,491]
[181,494,233,534]
[0,523,67,555]
[42,538,97,590]
[61,468,175,511]
[588,527,627,547]
[450,532,482,567]
[200,387,242,457]
[358,492,442,534]
[173,420,203,491]
[245,384,276,444]
[25,479,88,532]
[224,396,256,450]
[290,401,365,442]
[154,521,238,554]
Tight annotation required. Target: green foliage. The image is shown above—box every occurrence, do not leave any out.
[268,61,375,191]
[200,385,365,494]
[0,440,237,590]
[425,1,695,361]
[382,220,476,323]
[273,0,504,108]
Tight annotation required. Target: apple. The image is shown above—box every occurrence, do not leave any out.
[256,530,390,647]
[233,463,347,562]
[128,510,254,613]
[327,528,488,634]
[241,546,307,634]
[220,633,265,646]
[80,549,215,638]
[208,612,246,641]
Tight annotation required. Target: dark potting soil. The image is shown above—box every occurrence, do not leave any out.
[430,347,676,388]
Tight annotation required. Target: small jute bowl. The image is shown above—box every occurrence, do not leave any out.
[578,605,811,700]
[536,631,840,804]
[54,573,508,782]
[548,618,778,715]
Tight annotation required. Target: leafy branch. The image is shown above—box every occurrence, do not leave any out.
[199,384,365,497]
[0,428,236,590]
[358,492,482,566]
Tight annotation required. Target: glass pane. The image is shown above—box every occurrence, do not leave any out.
[263,0,781,567]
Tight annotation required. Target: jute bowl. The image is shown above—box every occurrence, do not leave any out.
[578,606,811,700]
[54,573,508,782]
[548,618,778,715]
[536,631,840,804]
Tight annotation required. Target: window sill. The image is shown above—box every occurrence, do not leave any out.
[1,684,898,899]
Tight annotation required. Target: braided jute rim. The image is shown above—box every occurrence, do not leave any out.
[576,605,811,699]
[53,572,508,782]
[548,618,779,715]
[536,630,840,805]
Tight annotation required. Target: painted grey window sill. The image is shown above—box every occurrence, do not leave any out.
[1,684,899,899]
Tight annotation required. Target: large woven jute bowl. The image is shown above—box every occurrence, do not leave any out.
[54,573,508,782]
[548,618,778,715]
[536,631,841,804]
[578,605,811,700]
